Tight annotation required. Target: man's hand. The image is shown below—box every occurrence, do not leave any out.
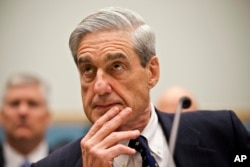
[81,107,140,167]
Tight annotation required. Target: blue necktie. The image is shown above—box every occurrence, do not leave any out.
[21,159,30,167]
[129,135,159,167]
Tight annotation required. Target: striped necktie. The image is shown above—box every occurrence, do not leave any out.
[129,135,159,167]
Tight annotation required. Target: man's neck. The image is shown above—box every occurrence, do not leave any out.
[7,138,42,155]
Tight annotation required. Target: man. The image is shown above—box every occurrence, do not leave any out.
[156,86,199,113]
[32,7,250,167]
[0,73,51,167]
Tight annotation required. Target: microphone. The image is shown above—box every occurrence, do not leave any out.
[167,96,192,167]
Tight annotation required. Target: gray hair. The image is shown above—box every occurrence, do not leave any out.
[1,73,50,105]
[69,7,156,67]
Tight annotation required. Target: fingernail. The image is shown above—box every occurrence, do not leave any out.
[112,106,119,112]
[133,130,140,137]
[124,107,132,112]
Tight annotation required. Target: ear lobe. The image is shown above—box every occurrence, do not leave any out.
[0,109,5,126]
[0,111,2,126]
[147,56,160,88]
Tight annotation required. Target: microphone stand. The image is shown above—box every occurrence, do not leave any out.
[167,96,191,167]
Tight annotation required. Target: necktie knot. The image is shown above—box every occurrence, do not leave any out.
[129,136,159,167]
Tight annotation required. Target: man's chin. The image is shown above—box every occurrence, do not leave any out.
[15,131,33,140]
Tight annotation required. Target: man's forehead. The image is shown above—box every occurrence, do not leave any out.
[5,85,43,98]
[77,52,127,64]
[7,84,40,90]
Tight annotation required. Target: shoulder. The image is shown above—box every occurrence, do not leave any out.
[158,109,244,132]
[157,109,238,125]
[32,138,82,167]
[157,109,249,149]
[183,110,250,150]
[180,110,245,133]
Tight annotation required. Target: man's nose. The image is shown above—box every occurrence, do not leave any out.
[17,103,29,115]
[93,70,112,96]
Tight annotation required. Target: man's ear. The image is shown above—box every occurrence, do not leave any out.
[0,108,4,126]
[146,56,160,88]
[45,109,52,127]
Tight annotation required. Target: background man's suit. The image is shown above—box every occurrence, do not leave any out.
[0,143,53,167]
[31,109,250,167]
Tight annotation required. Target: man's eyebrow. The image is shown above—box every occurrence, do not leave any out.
[104,53,127,62]
[77,56,92,65]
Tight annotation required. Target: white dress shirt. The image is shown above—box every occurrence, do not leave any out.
[3,140,49,167]
[113,103,169,167]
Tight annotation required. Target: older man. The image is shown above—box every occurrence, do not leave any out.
[32,7,249,167]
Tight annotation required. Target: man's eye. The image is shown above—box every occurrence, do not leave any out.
[112,63,123,71]
[28,100,39,107]
[84,65,94,74]
[9,100,20,107]
[81,65,96,81]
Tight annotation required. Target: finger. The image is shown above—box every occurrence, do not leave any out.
[95,130,140,149]
[81,107,134,163]
[90,107,133,143]
[82,130,140,166]
[107,144,137,158]
[82,107,120,142]
[84,144,137,167]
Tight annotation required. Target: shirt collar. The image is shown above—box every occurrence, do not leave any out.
[3,140,49,167]
[141,103,164,159]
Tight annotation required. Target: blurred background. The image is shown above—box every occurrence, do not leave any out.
[0,0,249,147]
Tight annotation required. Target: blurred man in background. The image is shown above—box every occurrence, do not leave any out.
[156,86,198,112]
[0,73,51,167]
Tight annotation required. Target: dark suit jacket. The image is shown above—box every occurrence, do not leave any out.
[0,145,3,167]
[31,109,250,167]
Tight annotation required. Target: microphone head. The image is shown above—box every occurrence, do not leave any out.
[180,96,192,109]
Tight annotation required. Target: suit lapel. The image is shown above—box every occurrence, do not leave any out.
[156,109,201,146]
[156,109,216,167]
[75,156,82,167]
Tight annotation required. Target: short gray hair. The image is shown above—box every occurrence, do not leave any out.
[69,7,156,67]
[2,73,50,105]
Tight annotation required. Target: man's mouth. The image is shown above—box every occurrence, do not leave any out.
[94,103,121,110]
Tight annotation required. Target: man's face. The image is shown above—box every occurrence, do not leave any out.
[76,31,159,127]
[0,85,50,142]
